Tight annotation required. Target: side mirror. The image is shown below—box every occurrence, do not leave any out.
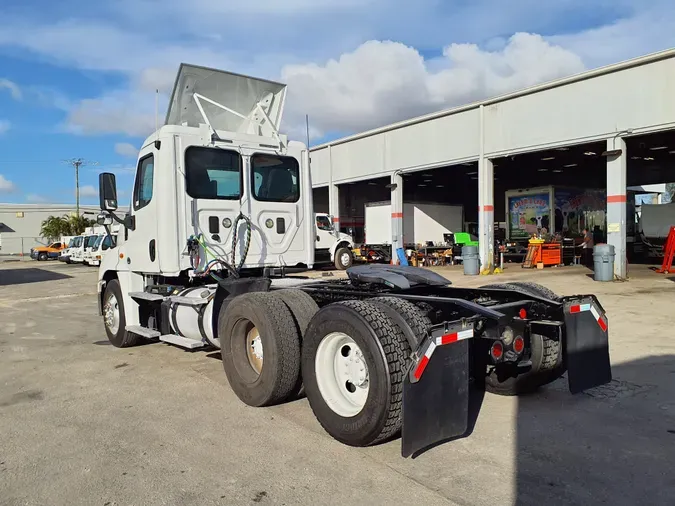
[97,213,113,226]
[99,172,118,211]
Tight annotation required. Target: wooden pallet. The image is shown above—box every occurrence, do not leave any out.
[522,244,538,268]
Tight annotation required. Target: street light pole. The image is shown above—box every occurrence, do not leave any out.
[63,158,98,216]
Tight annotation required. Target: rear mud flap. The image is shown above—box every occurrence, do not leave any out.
[563,298,612,394]
[401,324,473,458]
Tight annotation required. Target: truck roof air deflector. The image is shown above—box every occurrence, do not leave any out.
[165,63,287,139]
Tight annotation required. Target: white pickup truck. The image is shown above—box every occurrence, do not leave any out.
[314,212,354,269]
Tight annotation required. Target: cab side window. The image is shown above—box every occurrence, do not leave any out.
[133,154,154,210]
[251,154,299,203]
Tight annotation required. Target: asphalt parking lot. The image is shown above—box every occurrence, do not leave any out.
[1,260,674,506]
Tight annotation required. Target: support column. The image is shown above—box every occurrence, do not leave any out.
[328,145,340,231]
[328,183,340,231]
[606,137,627,279]
[391,172,404,264]
[478,157,494,270]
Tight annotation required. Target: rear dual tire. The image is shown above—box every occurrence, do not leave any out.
[480,281,565,395]
[219,291,302,407]
[301,298,430,447]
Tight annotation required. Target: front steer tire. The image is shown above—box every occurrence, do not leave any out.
[102,279,140,348]
[302,300,408,447]
[334,247,354,270]
[218,292,301,407]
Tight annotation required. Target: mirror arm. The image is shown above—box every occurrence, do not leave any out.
[105,210,136,231]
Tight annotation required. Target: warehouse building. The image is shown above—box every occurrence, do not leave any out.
[309,48,675,278]
[0,203,102,255]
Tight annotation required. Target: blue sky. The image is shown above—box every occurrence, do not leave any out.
[1,0,674,205]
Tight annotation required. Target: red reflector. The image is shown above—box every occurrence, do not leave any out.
[519,308,527,319]
[491,341,503,359]
[597,317,608,332]
[440,333,458,345]
[513,336,525,353]
[413,355,430,380]
[570,305,581,313]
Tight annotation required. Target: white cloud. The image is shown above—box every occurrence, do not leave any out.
[282,34,585,137]
[114,142,139,158]
[25,193,47,203]
[64,88,159,137]
[549,5,675,69]
[79,185,98,198]
[1,0,674,141]
[0,174,17,193]
[0,119,10,135]
[0,78,21,100]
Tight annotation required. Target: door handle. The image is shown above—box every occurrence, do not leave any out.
[149,239,156,262]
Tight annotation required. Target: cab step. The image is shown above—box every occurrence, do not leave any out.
[126,325,161,338]
[129,291,166,302]
[159,334,206,349]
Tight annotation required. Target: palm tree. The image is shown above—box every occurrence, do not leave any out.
[40,216,69,241]
[63,214,95,235]
[40,214,96,240]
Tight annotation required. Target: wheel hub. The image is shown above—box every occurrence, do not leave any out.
[246,326,263,374]
[103,294,119,334]
[315,332,370,417]
[341,346,368,387]
[340,252,350,266]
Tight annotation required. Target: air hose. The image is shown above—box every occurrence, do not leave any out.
[189,212,252,280]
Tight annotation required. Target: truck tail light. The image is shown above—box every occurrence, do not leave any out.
[513,336,525,353]
[490,341,503,360]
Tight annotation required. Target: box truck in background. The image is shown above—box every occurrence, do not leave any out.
[358,201,464,263]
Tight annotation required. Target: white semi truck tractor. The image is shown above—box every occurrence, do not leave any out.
[95,63,613,457]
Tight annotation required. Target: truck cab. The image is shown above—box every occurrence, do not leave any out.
[86,233,117,267]
[95,63,314,342]
[314,212,354,269]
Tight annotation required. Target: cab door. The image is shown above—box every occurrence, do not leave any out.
[243,152,305,267]
[125,148,159,272]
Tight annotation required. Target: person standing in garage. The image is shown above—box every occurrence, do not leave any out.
[581,227,594,267]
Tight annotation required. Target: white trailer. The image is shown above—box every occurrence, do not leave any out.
[635,202,675,258]
[360,201,464,262]
[93,62,612,458]
[364,201,464,246]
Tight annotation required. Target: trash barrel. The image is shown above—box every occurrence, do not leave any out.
[462,245,480,276]
[593,244,615,282]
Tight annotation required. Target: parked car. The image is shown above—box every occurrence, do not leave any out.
[30,241,66,261]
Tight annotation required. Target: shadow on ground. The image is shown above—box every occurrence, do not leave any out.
[515,355,675,506]
[0,268,73,286]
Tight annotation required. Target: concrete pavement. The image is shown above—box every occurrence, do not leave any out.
[1,261,674,505]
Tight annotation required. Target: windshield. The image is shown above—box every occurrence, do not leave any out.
[316,215,333,231]
[93,236,104,249]
[85,235,98,248]
[73,237,83,247]
[67,238,76,248]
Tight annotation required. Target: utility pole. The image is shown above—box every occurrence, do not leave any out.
[63,158,98,216]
